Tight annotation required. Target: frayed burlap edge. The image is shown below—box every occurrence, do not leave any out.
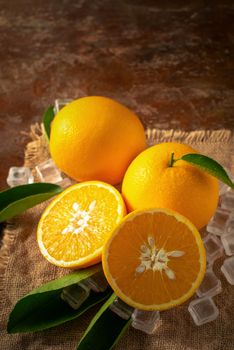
[0,124,50,284]
[146,128,233,144]
[0,126,233,295]
[0,222,17,295]
[23,123,50,169]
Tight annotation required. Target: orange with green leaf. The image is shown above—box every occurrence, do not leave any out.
[122,142,222,229]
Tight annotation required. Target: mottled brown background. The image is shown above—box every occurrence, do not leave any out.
[0,0,234,189]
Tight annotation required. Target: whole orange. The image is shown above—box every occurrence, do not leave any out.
[49,96,146,185]
[122,142,219,229]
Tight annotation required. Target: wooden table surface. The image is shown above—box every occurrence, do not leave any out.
[0,1,233,190]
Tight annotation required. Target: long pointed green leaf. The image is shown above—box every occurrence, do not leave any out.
[77,294,132,350]
[28,265,102,295]
[180,154,234,189]
[43,105,55,140]
[0,183,62,223]
[7,265,112,333]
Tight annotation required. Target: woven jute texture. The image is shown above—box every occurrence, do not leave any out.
[0,128,233,350]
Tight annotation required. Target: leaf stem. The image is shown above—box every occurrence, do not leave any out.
[168,152,175,167]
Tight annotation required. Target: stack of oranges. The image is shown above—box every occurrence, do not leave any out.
[37,96,219,310]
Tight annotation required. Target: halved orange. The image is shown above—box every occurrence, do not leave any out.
[37,181,126,268]
[102,208,206,311]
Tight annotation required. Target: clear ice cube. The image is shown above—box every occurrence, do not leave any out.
[196,268,222,298]
[219,172,234,196]
[61,283,90,309]
[82,272,109,293]
[132,309,161,334]
[221,190,234,211]
[35,159,63,184]
[206,208,230,236]
[203,234,224,264]
[219,182,230,196]
[221,232,234,256]
[57,177,73,189]
[54,99,73,114]
[221,256,234,285]
[7,166,34,187]
[109,297,133,320]
[225,216,234,235]
[188,297,219,326]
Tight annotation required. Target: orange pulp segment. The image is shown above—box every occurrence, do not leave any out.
[102,208,206,311]
[37,181,126,268]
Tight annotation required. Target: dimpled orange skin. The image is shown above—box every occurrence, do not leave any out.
[49,96,146,185]
[122,142,219,229]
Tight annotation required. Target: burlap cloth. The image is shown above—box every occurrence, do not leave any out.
[0,128,234,350]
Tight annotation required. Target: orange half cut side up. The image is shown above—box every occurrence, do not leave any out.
[102,208,206,311]
[37,181,126,268]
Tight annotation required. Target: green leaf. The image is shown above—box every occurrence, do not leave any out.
[77,293,132,350]
[8,265,112,333]
[43,105,55,140]
[0,183,62,223]
[180,154,234,189]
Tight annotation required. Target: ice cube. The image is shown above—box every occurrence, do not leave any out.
[221,232,234,256]
[219,171,234,196]
[35,159,63,184]
[203,234,224,264]
[132,309,161,334]
[196,268,222,298]
[109,297,133,320]
[54,99,73,114]
[81,272,109,293]
[7,167,34,187]
[60,283,90,309]
[221,190,234,211]
[188,297,219,326]
[221,256,234,285]
[207,208,230,236]
[57,177,73,189]
[225,216,234,235]
[219,182,230,196]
